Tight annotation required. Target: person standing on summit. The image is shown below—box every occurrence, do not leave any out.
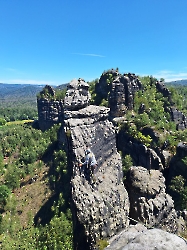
[79,147,97,181]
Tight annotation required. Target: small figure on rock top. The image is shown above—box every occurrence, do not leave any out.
[79,147,97,182]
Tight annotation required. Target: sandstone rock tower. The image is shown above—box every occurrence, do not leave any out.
[60,78,129,249]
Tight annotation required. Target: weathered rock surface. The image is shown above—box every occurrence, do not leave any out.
[105,224,187,250]
[37,98,63,131]
[61,95,129,249]
[125,166,182,233]
[117,130,164,171]
[109,73,142,117]
[156,80,171,99]
[64,78,91,111]
[170,107,187,130]
[155,81,187,130]
[95,69,119,101]
[177,142,187,158]
[94,70,142,117]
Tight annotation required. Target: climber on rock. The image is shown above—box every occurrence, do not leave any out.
[79,147,97,182]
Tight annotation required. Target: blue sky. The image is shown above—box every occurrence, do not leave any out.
[0,0,187,85]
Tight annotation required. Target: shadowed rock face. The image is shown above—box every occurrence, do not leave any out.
[156,81,171,99]
[167,142,187,185]
[170,107,187,130]
[60,80,130,249]
[95,69,119,101]
[117,130,164,171]
[125,166,181,233]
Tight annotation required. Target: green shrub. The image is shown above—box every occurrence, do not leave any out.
[0,185,11,210]
[96,239,109,250]
[169,175,187,209]
[122,154,133,181]
[0,118,6,126]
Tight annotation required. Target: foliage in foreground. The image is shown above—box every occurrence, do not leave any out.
[1,194,73,250]
[169,175,187,210]
[0,123,73,249]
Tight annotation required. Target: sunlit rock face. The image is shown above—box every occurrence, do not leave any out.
[64,78,91,111]
[109,73,142,117]
[37,85,63,131]
[65,105,129,249]
[60,80,130,249]
[125,166,182,234]
[105,224,187,250]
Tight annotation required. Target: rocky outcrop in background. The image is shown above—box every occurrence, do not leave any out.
[64,78,91,111]
[170,107,187,130]
[37,79,91,131]
[94,70,142,117]
[167,142,187,185]
[37,85,63,131]
[37,98,63,131]
[156,81,187,130]
[156,80,171,99]
[109,73,142,117]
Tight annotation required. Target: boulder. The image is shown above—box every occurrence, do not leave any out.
[105,225,187,250]
[64,78,91,111]
[125,166,181,233]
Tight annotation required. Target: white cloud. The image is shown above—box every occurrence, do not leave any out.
[72,53,105,58]
[153,70,187,82]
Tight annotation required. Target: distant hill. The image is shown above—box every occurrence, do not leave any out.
[0,83,68,101]
[0,83,45,100]
[165,79,187,86]
[55,83,68,91]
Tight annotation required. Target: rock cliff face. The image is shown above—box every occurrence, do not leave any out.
[60,80,129,249]
[64,78,91,111]
[125,166,182,233]
[167,142,187,184]
[95,69,119,102]
[156,80,171,99]
[37,98,63,131]
[170,107,187,130]
[37,85,63,131]
[155,81,187,130]
[109,73,142,117]
[94,70,142,117]
[117,130,164,171]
